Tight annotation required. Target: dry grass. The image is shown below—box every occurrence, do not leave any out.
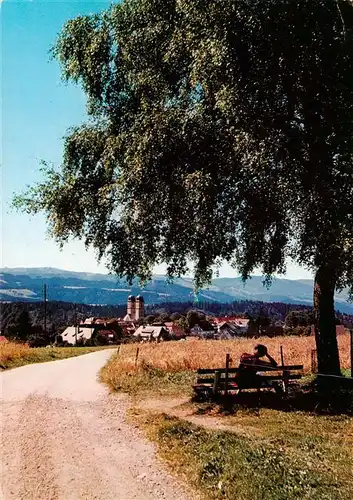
[0,342,113,370]
[100,334,351,397]
[107,333,351,373]
[101,335,353,498]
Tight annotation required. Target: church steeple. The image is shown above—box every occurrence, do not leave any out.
[135,295,145,320]
[127,295,136,319]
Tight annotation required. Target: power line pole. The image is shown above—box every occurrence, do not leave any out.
[350,328,353,378]
[43,283,47,336]
[75,303,78,345]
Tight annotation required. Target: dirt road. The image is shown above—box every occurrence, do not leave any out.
[0,350,191,500]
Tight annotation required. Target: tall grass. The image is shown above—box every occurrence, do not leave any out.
[101,334,351,396]
[106,335,352,498]
[0,342,113,370]
[0,342,31,368]
[108,333,351,373]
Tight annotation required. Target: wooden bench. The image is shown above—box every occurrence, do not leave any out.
[317,373,353,390]
[194,364,304,399]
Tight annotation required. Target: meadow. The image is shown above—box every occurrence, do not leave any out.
[133,409,353,500]
[101,334,353,499]
[107,333,350,371]
[101,333,351,396]
[0,342,113,370]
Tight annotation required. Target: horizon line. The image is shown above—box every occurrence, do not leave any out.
[0,265,314,282]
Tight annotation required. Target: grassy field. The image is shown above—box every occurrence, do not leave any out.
[132,409,353,500]
[100,334,351,397]
[101,335,353,499]
[0,342,114,370]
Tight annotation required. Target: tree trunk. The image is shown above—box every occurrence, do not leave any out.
[313,266,341,375]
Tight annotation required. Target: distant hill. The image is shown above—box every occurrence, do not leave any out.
[1,267,352,313]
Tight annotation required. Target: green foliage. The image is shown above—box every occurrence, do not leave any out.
[13,0,353,291]
[157,312,172,323]
[247,312,272,336]
[186,310,201,329]
[185,309,211,331]
[90,331,110,346]
[13,1,353,372]
[27,335,51,348]
[176,315,188,332]
[170,312,182,321]
[285,310,314,328]
[144,315,156,325]
[283,326,312,337]
[7,311,33,341]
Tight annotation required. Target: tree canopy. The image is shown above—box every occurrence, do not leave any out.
[14,0,353,373]
[285,310,314,328]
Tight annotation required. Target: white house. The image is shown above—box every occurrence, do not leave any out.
[217,321,242,338]
[133,325,170,342]
[232,318,249,334]
[190,324,216,339]
[60,326,96,345]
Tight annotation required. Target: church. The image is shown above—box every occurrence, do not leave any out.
[124,295,145,322]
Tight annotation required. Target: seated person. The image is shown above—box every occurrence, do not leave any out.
[237,344,282,392]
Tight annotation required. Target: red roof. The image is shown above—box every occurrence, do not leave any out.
[98,329,116,337]
[164,322,185,337]
[310,325,347,336]
[83,317,126,326]
[94,319,107,325]
[336,325,346,335]
[212,317,249,326]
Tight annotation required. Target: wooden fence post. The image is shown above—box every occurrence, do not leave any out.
[280,346,289,392]
[213,370,221,396]
[135,347,140,367]
[225,353,231,396]
[350,329,353,379]
[311,349,317,374]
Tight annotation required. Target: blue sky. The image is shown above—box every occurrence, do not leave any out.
[1,0,313,280]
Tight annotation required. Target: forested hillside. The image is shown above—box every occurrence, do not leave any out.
[0,301,126,337]
[1,267,353,313]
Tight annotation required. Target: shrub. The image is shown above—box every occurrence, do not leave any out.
[27,335,51,348]
[284,326,312,337]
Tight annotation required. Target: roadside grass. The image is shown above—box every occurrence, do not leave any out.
[101,337,353,499]
[132,409,353,500]
[100,334,350,373]
[100,352,194,398]
[0,342,114,370]
[100,335,351,399]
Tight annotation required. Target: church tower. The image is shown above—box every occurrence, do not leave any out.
[135,295,145,321]
[127,295,136,320]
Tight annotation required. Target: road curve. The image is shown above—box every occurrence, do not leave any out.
[0,350,191,500]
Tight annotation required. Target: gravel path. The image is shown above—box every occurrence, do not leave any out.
[0,350,192,500]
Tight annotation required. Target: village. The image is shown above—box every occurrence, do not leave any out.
[59,294,252,345]
[58,294,348,346]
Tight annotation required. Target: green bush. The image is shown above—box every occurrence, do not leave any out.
[284,326,312,337]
